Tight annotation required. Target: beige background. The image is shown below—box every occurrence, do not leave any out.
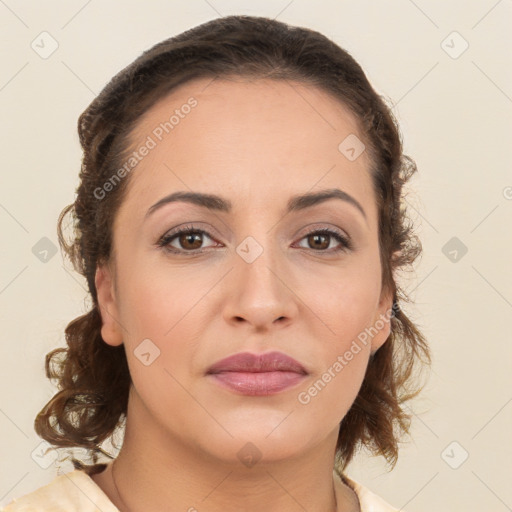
[1,1,511,510]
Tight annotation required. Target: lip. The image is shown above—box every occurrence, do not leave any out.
[206,351,308,396]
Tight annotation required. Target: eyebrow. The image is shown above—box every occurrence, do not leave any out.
[145,188,367,222]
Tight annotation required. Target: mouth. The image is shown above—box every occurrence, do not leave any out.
[206,351,308,396]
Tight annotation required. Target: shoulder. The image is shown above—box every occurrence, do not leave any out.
[338,471,403,512]
[2,469,119,512]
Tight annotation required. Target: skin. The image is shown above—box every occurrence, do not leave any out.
[91,76,393,512]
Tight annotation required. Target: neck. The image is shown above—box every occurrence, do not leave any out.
[98,394,359,512]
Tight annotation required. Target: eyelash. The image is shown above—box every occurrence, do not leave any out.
[156,224,353,255]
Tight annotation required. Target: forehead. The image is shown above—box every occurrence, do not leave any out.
[120,76,376,223]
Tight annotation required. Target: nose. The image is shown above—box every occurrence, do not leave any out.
[222,240,299,332]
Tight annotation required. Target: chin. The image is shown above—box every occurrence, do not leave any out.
[206,436,311,468]
[198,420,319,465]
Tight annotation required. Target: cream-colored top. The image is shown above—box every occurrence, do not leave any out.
[2,466,401,511]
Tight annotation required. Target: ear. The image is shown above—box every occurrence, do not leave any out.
[369,286,394,355]
[95,262,123,347]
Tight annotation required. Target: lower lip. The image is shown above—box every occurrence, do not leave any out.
[208,371,307,396]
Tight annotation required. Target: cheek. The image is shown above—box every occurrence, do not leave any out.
[116,262,211,340]
[296,349,368,439]
[297,282,375,421]
[293,263,380,422]
[307,258,382,342]
[116,269,205,429]
[114,263,214,404]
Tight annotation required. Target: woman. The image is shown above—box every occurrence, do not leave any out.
[3,15,430,512]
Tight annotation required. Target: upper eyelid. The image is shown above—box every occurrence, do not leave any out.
[161,223,226,243]
[161,223,348,240]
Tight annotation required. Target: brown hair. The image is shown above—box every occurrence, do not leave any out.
[35,14,430,474]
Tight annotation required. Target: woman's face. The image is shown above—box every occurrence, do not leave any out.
[96,77,393,464]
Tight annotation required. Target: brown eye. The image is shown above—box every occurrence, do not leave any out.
[157,226,219,253]
[307,233,330,250]
[178,232,204,250]
[158,226,352,255]
[296,229,352,253]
